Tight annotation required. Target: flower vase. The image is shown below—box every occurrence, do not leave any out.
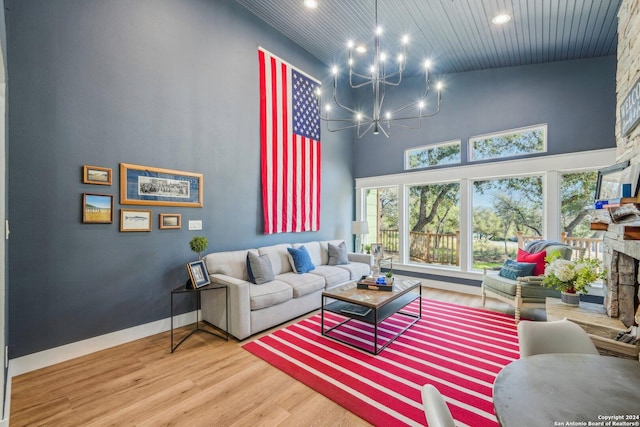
[560,291,580,306]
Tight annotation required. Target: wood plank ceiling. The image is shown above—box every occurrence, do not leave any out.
[235,0,621,75]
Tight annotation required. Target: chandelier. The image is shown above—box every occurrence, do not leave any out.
[316,0,443,138]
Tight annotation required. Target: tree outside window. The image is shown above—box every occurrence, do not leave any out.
[472,176,543,269]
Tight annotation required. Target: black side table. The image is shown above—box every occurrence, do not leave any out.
[170,282,228,353]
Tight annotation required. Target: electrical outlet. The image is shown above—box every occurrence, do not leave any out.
[188,220,202,230]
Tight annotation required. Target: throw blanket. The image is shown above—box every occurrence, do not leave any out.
[524,240,568,254]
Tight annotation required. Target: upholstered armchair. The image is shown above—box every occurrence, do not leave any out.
[481,242,573,323]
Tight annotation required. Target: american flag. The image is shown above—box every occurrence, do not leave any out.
[258,48,321,234]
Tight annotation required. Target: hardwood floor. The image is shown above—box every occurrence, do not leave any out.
[10,287,513,426]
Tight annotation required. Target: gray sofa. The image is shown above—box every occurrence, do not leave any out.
[200,240,373,340]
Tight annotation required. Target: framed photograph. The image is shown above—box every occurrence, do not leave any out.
[83,165,112,185]
[120,209,152,232]
[159,213,181,229]
[595,161,630,200]
[83,194,114,223]
[120,163,203,208]
[187,260,210,289]
[372,243,384,259]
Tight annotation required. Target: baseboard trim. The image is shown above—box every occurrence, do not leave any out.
[421,279,482,296]
[8,310,198,378]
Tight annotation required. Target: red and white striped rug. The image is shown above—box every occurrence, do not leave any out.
[243,299,520,427]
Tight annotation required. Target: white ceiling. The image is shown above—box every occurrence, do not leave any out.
[235,0,621,75]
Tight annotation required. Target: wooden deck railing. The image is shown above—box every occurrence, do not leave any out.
[516,231,604,261]
[380,229,460,265]
[378,229,603,265]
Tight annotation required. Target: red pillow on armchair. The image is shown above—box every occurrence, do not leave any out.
[516,249,546,276]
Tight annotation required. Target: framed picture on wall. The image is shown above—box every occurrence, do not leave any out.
[120,209,152,232]
[159,213,181,229]
[187,260,210,289]
[83,165,112,186]
[82,193,113,224]
[120,163,203,208]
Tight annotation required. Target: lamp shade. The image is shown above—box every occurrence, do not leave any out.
[351,221,369,235]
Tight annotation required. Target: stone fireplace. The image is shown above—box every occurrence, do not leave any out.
[602,225,640,327]
[601,2,640,328]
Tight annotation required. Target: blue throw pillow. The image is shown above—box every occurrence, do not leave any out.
[498,259,536,280]
[287,245,315,273]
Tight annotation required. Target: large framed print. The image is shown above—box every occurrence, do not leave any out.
[120,163,203,207]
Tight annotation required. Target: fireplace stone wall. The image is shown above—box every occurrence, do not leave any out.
[603,224,640,326]
[601,1,640,326]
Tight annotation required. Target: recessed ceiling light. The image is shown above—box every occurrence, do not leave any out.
[355,45,367,54]
[303,0,318,9]
[492,13,511,25]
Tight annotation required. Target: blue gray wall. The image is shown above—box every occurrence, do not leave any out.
[354,56,616,177]
[6,0,354,358]
[5,0,617,359]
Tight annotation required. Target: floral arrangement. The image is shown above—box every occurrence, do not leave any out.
[541,250,606,294]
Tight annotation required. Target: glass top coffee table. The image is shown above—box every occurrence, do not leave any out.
[321,279,422,354]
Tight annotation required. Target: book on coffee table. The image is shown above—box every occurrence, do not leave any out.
[340,303,372,316]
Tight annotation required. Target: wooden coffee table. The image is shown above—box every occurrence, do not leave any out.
[321,279,422,354]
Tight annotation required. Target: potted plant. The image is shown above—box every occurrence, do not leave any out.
[189,235,209,260]
[384,269,394,285]
[541,251,606,305]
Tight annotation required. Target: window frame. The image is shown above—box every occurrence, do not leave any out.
[404,139,462,170]
[468,124,548,162]
[354,148,615,282]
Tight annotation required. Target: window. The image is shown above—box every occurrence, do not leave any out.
[405,140,461,170]
[407,183,460,266]
[364,187,398,261]
[561,171,604,265]
[470,124,546,162]
[472,175,543,269]
[355,148,613,278]
[561,171,598,238]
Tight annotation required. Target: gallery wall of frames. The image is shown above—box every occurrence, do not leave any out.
[81,163,202,232]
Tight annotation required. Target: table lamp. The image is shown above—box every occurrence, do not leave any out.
[351,220,369,253]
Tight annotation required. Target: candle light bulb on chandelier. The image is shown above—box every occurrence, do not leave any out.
[316,0,445,138]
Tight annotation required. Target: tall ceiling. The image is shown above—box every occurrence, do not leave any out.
[235,0,621,75]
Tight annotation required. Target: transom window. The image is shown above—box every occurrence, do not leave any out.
[469,124,547,162]
[405,140,461,170]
